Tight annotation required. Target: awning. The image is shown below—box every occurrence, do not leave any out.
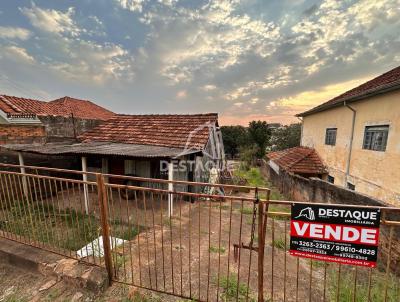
[2,141,199,158]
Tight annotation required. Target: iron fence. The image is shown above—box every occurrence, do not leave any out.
[1,163,400,302]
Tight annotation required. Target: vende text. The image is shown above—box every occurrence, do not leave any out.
[290,221,379,245]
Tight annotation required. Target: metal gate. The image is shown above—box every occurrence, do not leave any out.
[102,174,270,302]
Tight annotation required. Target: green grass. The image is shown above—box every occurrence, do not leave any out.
[240,206,255,215]
[234,167,267,187]
[2,294,28,302]
[209,246,226,254]
[272,238,286,250]
[234,166,286,202]
[328,268,400,302]
[0,202,139,251]
[217,275,255,302]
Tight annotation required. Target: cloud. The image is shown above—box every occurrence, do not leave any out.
[115,0,147,12]
[2,46,35,63]
[0,26,31,40]
[17,3,135,83]
[20,3,81,37]
[176,90,187,98]
[139,0,280,84]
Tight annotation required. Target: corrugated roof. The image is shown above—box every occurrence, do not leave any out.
[2,142,193,158]
[267,146,327,175]
[79,113,219,150]
[297,65,400,117]
[0,95,114,120]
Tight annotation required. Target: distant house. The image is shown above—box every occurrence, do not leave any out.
[0,95,114,145]
[267,146,327,178]
[296,65,400,205]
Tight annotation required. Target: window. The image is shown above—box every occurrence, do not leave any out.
[363,125,389,151]
[325,128,337,145]
[347,182,355,191]
[327,175,334,184]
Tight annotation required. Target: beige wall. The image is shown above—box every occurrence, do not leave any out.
[301,90,400,206]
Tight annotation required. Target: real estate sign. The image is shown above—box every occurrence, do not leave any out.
[289,204,381,267]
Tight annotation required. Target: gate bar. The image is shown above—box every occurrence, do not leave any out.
[97,174,114,285]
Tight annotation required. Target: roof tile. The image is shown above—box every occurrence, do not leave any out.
[267,146,327,175]
[0,95,114,120]
[79,113,219,149]
[298,65,400,116]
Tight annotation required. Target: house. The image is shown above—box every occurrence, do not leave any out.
[296,65,400,205]
[0,94,115,145]
[3,113,225,187]
[267,146,327,178]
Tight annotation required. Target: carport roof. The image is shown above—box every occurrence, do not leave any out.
[2,142,197,158]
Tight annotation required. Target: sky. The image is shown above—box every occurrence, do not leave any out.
[0,0,399,125]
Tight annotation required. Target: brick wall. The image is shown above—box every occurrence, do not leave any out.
[0,124,45,145]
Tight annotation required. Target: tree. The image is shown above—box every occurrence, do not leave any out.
[247,120,270,158]
[270,123,301,151]
[220,125,249,158]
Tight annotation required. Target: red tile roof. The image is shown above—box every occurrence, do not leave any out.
[267,146,327,175]
[79,113,219,150]
[0,95,114,120]
[297,65,400,117]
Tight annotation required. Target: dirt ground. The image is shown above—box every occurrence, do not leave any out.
[0,257,185,302]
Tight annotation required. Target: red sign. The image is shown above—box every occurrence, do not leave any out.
[290,204,380,267]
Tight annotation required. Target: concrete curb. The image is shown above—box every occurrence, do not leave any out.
[0,237,109,293]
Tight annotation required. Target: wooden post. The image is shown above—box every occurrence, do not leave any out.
[102,158,109,183]
[81,156,89,214]
[18,152,28,198]
[96,174,114,285]
[258,190,270,302]
[168,161,174,217]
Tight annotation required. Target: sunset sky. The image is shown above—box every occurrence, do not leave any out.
[0,0,399,125]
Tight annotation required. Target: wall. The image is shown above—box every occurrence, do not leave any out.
[0,124,45,145]
[301,90,400,206]
[39,116,103,139]
[0,116,103,145]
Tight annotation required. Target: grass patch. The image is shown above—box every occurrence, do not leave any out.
[0,202,139,251]
[217,275,255,302]
[241,206,255,215]
[2,294,28,302]
[234,167,266,187]
[272,238,286,250]
[209,246,226,254]
[112,252,128,271]
[328,267,400,302]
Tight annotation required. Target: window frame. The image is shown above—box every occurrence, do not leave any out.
[347,182,355,191]
[325,128,337,146]
[362,125,389,152]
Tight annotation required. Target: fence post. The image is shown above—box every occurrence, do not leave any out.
[258,190,270,302]
[96,174,114,285]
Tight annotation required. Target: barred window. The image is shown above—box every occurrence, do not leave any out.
[363,125,389,152]
[325,128,337,146]
[347,182,355,191]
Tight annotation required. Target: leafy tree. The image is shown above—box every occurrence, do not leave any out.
[220,126,249,158]
[270,123,301,151]
[247,121,270,158]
